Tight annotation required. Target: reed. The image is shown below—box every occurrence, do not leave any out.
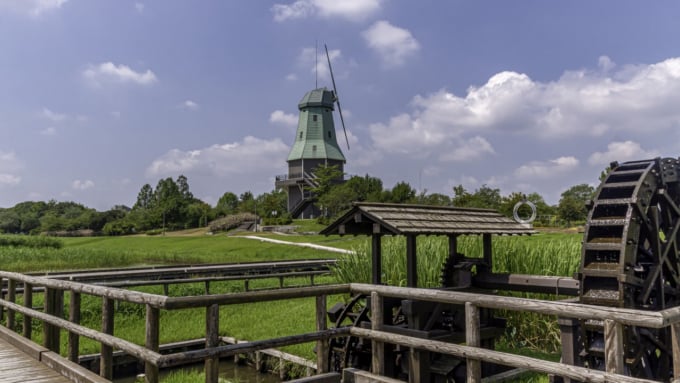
[331,233,582,352]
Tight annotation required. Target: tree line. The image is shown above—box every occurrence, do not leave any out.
[0,170,596,236]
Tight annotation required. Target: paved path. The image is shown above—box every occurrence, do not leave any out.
[0,338,70,383]
[241,235,354,254]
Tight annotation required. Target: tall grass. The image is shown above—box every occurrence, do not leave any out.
[331,233,582,352]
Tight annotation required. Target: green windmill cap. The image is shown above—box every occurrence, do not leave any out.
[287,88,346,162]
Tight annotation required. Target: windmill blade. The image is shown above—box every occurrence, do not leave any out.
[325,44,350,150]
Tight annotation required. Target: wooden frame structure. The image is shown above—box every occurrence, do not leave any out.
[320,202,535,287]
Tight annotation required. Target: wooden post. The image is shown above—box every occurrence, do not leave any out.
[7,279,16,330]
[68,292,81,363]
[482,234,492,272]
[0,277,3,323]
[101,297,115,380]
[23,282,33,339]
[245,280,250,292]
[371,232,382,285]
[466,302,481,383]
[145,305,160,383]
[255,351,263,372]
[204,281,210,295]
[316,294,329,373]
[205,304,220,383]
[448,235,458,260]
[604,319,624,375]
[371,291,385,376]
[163,284,169,296]
[43,288,61,353]
[406,235,417,288]
[672,322,680,380]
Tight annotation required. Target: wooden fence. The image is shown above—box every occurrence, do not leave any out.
[3,270,680,383]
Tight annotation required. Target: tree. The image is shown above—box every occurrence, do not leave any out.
[308,164,343,199]
[558,183,595,224]
[134,184,154,210]
[452,185,473,207]
[215,192,239,217]
[387,181,416,203]
[176,175,194,200]
[344,174,383,202]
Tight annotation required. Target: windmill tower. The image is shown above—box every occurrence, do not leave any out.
[275,45,349,219]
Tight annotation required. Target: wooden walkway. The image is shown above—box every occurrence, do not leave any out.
[0,338,70,383]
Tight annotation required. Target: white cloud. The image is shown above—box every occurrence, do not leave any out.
[0,174,21,186]
[180,100,199,110]
[440,136,495,162]
[0,0,68,17]
[588,141,659,165]
[269,110,298,127]
[146,136,289,177]
[41,108,66,122]
[134,2,144,13]
[0,151,22,186]
[72,179,95,190]
[272,0,382,22]
[298,46,341,82]
[598,55,616,72]
[515,156,579,179]
[83,62,157,86]
[369,57,680,156]
[40,127,57,136]
[285,73,298,81]
[362,20,420,67]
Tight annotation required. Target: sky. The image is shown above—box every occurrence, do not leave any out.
[2,1,680,211]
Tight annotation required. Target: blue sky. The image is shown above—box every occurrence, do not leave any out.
[2,1,680,210]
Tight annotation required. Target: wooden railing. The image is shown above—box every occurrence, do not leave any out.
[0,270,349,383]
[3,271,680,383]
[350,283,680,383]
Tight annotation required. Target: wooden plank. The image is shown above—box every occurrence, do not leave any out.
[145,305,160,383]
[672,322,680,380]
[41,351,110,383]
[604,319,624,374]
[350,327,658,383]
[371,292,384,376]
[466,302,481,383]
[0,325,48,360]
[23,282,33,339]
[316,295,329,374]
[371,234,382,285]
[0,338,71,383]
[350,283,666,328]
[68,292,81,363]
[100,298,114,380]
[0,298,161,365]
[205,304,220,383]
[7,279,16,330]
[164,284,350,309]
[406,235,417,288]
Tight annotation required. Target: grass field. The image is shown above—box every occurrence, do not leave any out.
[0,227,583,382]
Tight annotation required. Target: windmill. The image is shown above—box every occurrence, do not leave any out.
[274,44,349,219]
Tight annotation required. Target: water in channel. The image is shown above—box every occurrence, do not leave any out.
[114,360,281,383]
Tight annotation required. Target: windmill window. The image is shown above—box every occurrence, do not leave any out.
[313,145,317,151]
[328,131,331,138]
[299,132,303,139]
[313,115,318,122]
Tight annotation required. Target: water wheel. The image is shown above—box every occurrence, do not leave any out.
[579,157,680,380]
